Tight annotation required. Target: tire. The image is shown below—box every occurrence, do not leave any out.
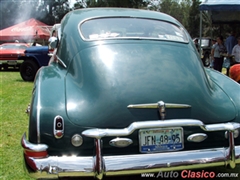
[3,64,8,71]
[203,53,210,67]
[20,60,39,81]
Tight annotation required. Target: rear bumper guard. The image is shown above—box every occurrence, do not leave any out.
[22,119,240,179]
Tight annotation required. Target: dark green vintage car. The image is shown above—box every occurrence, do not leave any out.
[21,8,240,179]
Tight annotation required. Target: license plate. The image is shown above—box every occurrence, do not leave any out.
[139,127,184,153]
[7,61,17,65]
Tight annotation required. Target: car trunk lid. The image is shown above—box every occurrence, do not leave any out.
[65,42,236,128]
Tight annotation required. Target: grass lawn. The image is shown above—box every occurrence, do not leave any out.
[0,70,33,180]
[0,69,239,180]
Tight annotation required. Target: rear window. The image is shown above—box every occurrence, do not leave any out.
[201,39,210,47]
[80,18,188,43]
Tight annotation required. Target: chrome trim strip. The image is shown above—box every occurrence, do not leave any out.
[23,145,240,179]
[127,103,191,109]
[82,119,240,139]
[158,101,166,120]
[36,73,42,143]
[56,55,67,68]
[202,122,240,131]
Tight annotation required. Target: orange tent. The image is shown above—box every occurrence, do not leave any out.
[0,18,52,41]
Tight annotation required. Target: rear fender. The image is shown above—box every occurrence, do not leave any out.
[28,63,67,144]
[205,68,240,122]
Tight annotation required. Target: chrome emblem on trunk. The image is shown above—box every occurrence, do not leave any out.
[158,101,166,120]
[127,101,191,120]
[127,102,191,109]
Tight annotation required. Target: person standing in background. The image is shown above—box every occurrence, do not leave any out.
[194,38,200,53]
[232,36,240,65]
[211,35,226,72]
[225,30,237,76]
[210,39,216,68]
[48,30,57,42]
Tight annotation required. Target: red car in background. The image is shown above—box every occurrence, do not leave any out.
[0,43,29,70]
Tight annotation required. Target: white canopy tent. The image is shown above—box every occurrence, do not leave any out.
[198,0,240,53]
[199,0,240,24]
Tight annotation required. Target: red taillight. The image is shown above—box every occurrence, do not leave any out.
[24,149,48,158]
[54,116,64,139]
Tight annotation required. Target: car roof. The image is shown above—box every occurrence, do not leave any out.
[58,8,190,68]
[62,8,182,28]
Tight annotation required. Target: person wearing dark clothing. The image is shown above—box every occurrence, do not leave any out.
[211,35,226,72]
[225,31,237,76]
[194,38,200,52]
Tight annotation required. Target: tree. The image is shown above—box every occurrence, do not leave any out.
[0,0,39,30]
[160,0,181,20]
[74,0,148,8]
[37,0,71,25]
[188,0,201,38]
[0,0,71,30]
[179,0,191,31]
[73,0,87,9]
[159,0,191,29]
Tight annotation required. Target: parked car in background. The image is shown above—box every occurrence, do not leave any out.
[0,42,29,70]
[18,46,51,81]
[200,37,213,66]
[21,8,240,180]
[18,24,60,81]
[193,37,212,67]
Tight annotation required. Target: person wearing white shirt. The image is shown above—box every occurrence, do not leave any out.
[232,36,240,64]
[48,30,57,42]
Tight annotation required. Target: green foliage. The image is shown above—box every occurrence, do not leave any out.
[0,0,209,38]
[1,0,239,40]
[0,0,71,29]
[37,0,71,24]
[188,0,201,38]
[74,0,87,9]
[180,0,191,31]
[0,0,39,29]
[159,0,192,34]
[84,0,147,8]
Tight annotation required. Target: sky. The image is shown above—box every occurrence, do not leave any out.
[69,0,77,8]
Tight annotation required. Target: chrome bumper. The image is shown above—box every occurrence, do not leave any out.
[22,119,240,179]
[0,60,23,65]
